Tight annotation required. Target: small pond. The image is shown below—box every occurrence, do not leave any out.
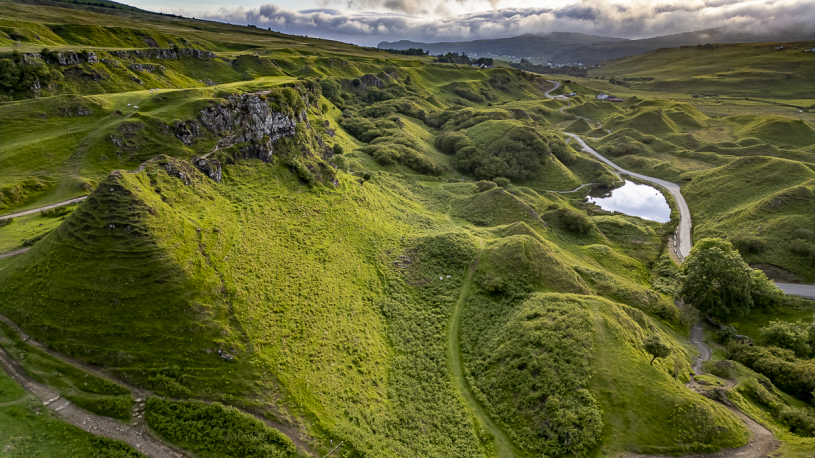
[587,181,671,223]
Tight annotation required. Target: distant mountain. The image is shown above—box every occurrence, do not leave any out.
[379,28,815,65]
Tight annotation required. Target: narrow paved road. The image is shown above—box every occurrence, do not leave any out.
[0,196,87,220]
[775,282,815,299]
[564,133,693,260]
[0,247,30,259]
[546,80,815,300]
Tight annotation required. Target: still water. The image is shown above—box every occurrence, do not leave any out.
[587,181,671,223]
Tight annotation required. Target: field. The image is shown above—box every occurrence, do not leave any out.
[1,0,815,456]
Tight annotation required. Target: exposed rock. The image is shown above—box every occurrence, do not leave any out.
[173,121,201,144]
[128,63,164,73]
[86,51,98,64]
[192,156,222,183]
[57,52,82,66]
[359,74,385,89]
[100,58,120,67]
[111,48,216,60]
[59,106,94,117]
[164,162,191,185]
[197,93,300,162]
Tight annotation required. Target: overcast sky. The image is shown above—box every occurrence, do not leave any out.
[123,0,815,46]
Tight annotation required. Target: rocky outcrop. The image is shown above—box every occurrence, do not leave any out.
[173,121,201,145]
[196,93,302,161]
[86,52,98,64]
[57,52,82,66]
[128,63,164,72]
[359,74,384,89]
[111,48,216,60]
[191,156,222,183]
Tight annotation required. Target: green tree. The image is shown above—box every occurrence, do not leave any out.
[0,59,20,89]
[760,320,814,358]
[644,335,671,365]
[678,238,780,319]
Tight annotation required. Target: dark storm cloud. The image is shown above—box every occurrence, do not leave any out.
[201,1,815,46]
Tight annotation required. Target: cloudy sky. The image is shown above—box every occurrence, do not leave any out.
[124,0,815,46]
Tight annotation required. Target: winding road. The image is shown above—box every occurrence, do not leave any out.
[0,196,88,221]
[545,79,815,295]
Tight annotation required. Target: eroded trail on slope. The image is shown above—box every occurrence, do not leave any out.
[447,243,517,458]
[627,323,779,458]
[0,313,313,457]
[0,343,185,458]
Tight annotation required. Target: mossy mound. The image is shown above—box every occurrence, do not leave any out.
[734,116,815,148]
[475,235,591,294]
[0,160,246,396]
[450,186,546,227]
[605,107,681,136]
[566,117,592,133]
[566,101,623,121]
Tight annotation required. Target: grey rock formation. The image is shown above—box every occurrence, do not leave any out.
[191,156,222,183]
[57,52,82,66]
[197,93,300,161]
[86,52,98,64]
[173,121,201,145]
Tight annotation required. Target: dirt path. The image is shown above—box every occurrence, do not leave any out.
[0,247,30,259]
[0,345,185,458]
[0,313,315,457]
[647,322,781,458]
[447,243,517,458]
[0,196,88,220]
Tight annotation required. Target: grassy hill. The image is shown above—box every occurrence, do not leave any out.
[0,0,813,456]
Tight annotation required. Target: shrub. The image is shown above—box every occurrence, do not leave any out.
[556,207,594,235]
[715,325,737,344]
[729,344,815,401]
[475,180,496,192]
[68,395,132,420]
[730,233,765,255]
[0,217,12,228]
[332,144,344,155]
[146,398,296,457]
[493,177,511,188]
[759,320,813,358]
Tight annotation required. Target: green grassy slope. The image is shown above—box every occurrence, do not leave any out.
[0,1,796,455]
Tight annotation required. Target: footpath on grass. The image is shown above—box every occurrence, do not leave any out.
[447,243,517,458]
[0,196,88,220]
[0,312,313,457]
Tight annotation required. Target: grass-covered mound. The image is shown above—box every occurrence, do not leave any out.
[460,291,750,457]
[604,107,681,135]
[0,162,252,397]
[732,116,815,148]
[565,100,623,121]
[475,236,590,295]
[566,117,592,133]
[463,293,602,456]
[684,156,815,280]
[450,186,548,227]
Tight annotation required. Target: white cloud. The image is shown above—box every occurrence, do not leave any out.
[166,0,815,46]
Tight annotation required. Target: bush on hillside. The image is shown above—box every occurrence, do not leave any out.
[679,238,781,319]
[146,398,296,457]
[475,180,496,192]
[435,130,472,155]
[454,127,555,181]
[729,343,815,401]
[729,233,765,254]
[555,207,594,235]
[759,320,814,358]
[493,177,510,188]
[739,378,815,437]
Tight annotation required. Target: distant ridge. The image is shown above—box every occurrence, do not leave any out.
[379,28,815,65]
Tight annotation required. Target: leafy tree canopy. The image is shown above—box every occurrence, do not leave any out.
[678,238,781,319]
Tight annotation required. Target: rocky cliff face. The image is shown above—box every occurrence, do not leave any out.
[197,93,304,161]
[111,48,216,60]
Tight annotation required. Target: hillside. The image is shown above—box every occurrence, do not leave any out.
[378,28,815,66]
[1,0,814,457]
